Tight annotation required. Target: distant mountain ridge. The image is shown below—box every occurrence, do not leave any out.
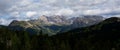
[8,15,104,35]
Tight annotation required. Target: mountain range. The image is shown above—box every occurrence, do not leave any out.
[8,15,104,35]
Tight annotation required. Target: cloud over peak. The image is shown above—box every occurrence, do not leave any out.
[26,11,37,17]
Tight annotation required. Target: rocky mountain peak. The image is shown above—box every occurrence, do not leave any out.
[71,15,104,28]
[9,20,33,28]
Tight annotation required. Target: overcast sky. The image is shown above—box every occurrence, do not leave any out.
[0,0,120,25]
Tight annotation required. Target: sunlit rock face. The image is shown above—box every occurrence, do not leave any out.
[9,20,33,28]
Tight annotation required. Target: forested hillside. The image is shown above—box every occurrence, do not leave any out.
[0,17,120,50]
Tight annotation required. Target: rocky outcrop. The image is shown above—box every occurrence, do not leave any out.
[9,20,33,28]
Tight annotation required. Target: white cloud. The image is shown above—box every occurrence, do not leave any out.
[83,8,111,15]
[7,0,120,16]
[19,0,31,6]
[0,18,11,25]
[84,9,101,15]
[39,11,51,16]
[26,11,37,17]
[55,8,74,16]
[10,12,20,17]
